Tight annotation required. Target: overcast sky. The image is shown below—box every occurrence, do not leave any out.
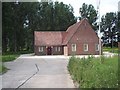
[54,0,119,17]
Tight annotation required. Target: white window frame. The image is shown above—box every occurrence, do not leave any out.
[72,44,76,52]
[39,46,43,52]
[55,47,58,52]
[84,44,88,51]
[58,47,60,52]
[95,44,99,51]
[55,46,61,52]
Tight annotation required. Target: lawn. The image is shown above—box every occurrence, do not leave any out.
[68,55,118,88]
[0,54,20,74]
[0,65,8,74]
[1,50,33,74]
[103,47,118,53]
[2,54,19,62]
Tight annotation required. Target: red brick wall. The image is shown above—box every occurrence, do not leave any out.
[34,46,47,55]
[52,46,64,55]
[68,20,99,55]
[34,45,64,55]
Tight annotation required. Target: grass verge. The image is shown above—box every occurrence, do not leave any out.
[68,55,118,88]
[103,47,118,53]
[0,65,8,74]
[1,51,33,74]
[0,54,20,74]
[2,54,19,62]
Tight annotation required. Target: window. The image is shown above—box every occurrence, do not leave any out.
[58,47,60,52]
[55,47,57,52]
[95,44,99,51]
[84,44,88,51]
[72,44,76,52]
[39,46,43,52]
[55,47,61,52]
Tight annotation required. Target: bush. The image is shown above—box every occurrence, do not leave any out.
[68,55,118,88]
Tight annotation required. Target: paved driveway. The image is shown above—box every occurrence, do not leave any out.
[2,54,75,88]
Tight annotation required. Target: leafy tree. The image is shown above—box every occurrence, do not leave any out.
[35,2,76,31]
[79,3,98,31]
[118,12,120,42]
[2,2,39,52]
[2,2,76,53]
[2,2,13,52]
[101,12,118,47]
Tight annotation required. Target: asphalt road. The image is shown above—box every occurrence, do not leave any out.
[2,55,75,88]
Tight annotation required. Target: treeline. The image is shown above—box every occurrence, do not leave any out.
[2,2,76,53]
[79,3,119,48]
[2,2,119,53]
[101,12,118,47]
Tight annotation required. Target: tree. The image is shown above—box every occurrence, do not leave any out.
[2,2,13,52]
[2,2,38,52]
[2,2,76,53]
[35,2,76,31]
[101,12,118,47]
[79,3,98,31]
[53,2,76,30]
[118,12,120,42]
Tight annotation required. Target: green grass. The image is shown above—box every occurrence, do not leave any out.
[68,55,118,88]
[2,50,33,55]
[0,64,8,74]
[2,54,19,62]
[2,50,33,62]
[103,47,118,53]
[1,51,32,74]
[0,54,20,74]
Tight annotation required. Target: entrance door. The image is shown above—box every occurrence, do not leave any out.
[47,46,52,55]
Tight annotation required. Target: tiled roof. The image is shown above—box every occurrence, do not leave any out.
[34,18,92,46]
[34,31,63,46]
[62,19,85,45]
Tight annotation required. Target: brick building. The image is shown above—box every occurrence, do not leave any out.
[34,18,100,55]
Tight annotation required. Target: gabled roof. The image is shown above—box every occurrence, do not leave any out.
[34,18,96,46]
[62,19,85,45]
[34,31,63,46]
